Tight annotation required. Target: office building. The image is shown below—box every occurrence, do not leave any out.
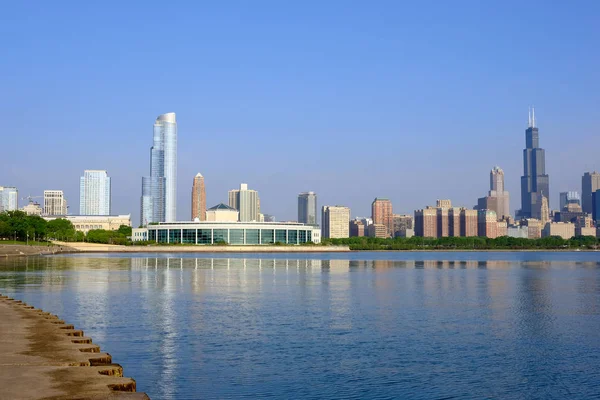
[44,190,67,216]
[522,218,542,239]
[321,206,350,238]
[140,112,177,226]
[43,214,131,234]
[0,186,18,212]
[79,170,111,216]
[298,192,318,225]
[542,222,575,240]
[478,210,498,238]
[368,224,388,238]
[477,166,510,220]
[205,203,239,222]
[593,190,600,222]
[191,173,206,221]
[132,221,320,245]
[415,207,437,238]
[371,198,393,237]
[229,183,260,222]
[393,214,413,237]
[507,225,529,238]
[519,108,550,219]
[559,191,581,211]
[497,220,508,237]
[349,219,365,237]
[557,202,586,223]
[582,172,600,214]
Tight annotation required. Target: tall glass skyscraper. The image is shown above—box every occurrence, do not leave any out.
[298,192,318,225]
[80,170,111,215]
[0,186,18,212]
[519,108,549,219]
[141,113,177,226]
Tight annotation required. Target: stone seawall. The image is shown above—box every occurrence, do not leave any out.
[0,244,71,258]
[0,294,149,399]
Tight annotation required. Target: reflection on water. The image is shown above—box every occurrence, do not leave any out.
[1,254,600,399]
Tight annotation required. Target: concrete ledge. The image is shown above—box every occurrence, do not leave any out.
[0,294,150,399]
[54,242,350,253]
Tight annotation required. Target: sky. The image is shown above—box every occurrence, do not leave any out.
[1,1,599,225]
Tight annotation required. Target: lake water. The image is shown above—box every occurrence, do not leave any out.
[1,252,600,399]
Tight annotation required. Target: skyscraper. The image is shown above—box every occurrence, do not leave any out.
[44,190,67,216]
[191,173,206,221]
[140,112,177,226]
[298,192,318,225]
[79,170,111,215]
[321,206,350,238]
[477,166,510,220]
[371,198,393,237]
[519,108,549,219]
[228,183,260,222]
[0,186,18,212]
[581,172,600,214]
[559,191,580,210]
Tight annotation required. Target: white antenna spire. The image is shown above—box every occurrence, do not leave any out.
[532,107,536,128]
[528,107,532,128]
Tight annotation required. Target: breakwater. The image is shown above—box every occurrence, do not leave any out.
[54,242,350,253]
[0,294,149,399]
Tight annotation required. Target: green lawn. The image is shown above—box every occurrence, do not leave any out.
[0,240,53,246]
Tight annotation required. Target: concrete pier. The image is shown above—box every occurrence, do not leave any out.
[0,294,149,399]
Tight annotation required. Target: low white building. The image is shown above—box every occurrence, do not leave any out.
[21,202,43,216]
[542,222,575,240]
[133,221,321,245]
[205,203,239,222]
[44,214,131,233]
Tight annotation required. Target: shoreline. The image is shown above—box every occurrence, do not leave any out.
[0,293,149,399]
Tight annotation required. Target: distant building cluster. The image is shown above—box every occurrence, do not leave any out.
[4,108,600,244]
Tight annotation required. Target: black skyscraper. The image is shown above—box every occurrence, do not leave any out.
[519,108,549,219]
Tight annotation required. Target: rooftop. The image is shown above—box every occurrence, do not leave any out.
[208,203,237,211]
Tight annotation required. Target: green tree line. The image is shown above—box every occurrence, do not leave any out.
[0,211,132,244]
[321,235,600,250]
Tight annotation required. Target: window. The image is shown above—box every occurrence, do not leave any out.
[182,229,196,244]
[229,229,244,245]
[197,229,212,244]
[157,229,167,243]
[261,229,274,244]
[149,230,157,241]
[169,229,181,244]
[275,230,286,243]
[299,230,307,243]
[246,229,259,245]
[288,230,297,244]
[213,229,228,244]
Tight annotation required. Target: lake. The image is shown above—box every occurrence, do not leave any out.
[1,252,599,399]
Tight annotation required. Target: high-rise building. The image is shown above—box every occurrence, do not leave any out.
[478,167,510,220]
[437,207,449,237]
[44,190,67,216]
[559,191,581,211]
[478,210,498,238]
[228,183,260,222]
[519,108,549,219]
[349,219,365,237]
[540,195,549,226]
[371,198,393,237]
[140,112,177,226]
[593,190,600,222]
[368,224,388,238]
[191,173,206,221]
[522,218,542,239]
[321,206,350,238]
[0,186,18,212]
[392,214,413,237]
[79,170,111,215]
[582,172,600,214]
[448,208,461,237]
[415,207,437,238]
[298,192,318,225]
[460,209,478,237]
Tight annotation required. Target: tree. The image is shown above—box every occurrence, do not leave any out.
[116,225,132,236]
[46,218,76,241]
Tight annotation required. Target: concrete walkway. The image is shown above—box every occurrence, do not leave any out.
[0,294,149,399]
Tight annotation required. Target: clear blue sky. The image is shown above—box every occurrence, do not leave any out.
[1,1,599,224]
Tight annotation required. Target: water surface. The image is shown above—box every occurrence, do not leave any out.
[1,252,599,399]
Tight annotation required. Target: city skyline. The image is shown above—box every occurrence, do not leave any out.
[2,3,599,224]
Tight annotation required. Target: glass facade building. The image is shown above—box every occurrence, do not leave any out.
[298,192,318,225]
[0,186,18,212]
[133,222,321,245]
[79,170,111,215]
[140,113,177,225]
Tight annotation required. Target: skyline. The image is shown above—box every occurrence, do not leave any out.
[2,2,599,224]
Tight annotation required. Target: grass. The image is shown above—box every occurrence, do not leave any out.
[0,240,53,246]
